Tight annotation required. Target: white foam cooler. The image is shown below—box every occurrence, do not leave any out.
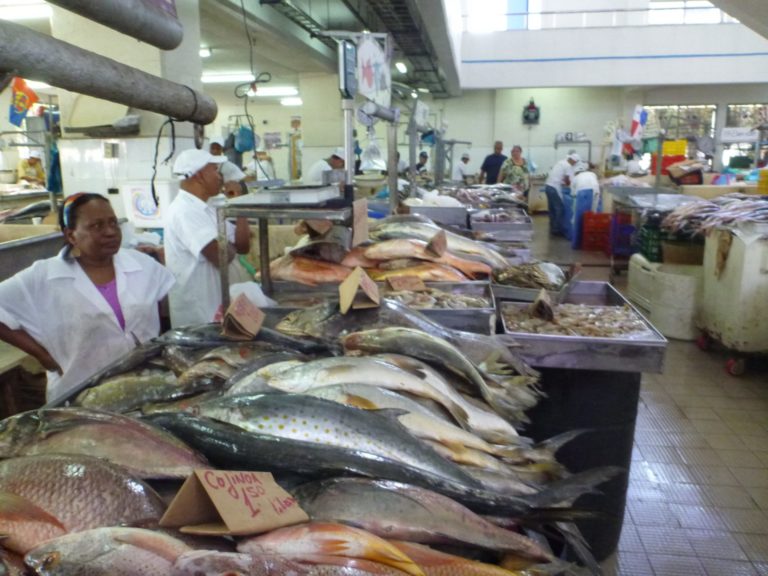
[700,223,768,352]
[628,254,703,340]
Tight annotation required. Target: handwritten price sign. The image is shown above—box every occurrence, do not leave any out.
[160,470,308,536]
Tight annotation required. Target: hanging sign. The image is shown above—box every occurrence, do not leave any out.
[356,35,391,108]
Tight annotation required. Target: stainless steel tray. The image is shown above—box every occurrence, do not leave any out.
[469,208,533,236]
[499,281,667,373]
[492,265,579,303]
[266,281,496,335]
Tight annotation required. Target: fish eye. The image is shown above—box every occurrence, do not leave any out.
[43,552,61,569]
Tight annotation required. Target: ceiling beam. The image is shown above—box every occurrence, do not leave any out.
[710,0,768,40]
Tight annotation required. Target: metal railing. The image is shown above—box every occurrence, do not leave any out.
[463,5,738,33]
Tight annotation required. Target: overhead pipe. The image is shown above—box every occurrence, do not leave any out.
[0,20,217,125]
[46,0,184,50]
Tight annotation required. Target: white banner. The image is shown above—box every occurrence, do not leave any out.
[721,127,759,143]
[356,35,391,108]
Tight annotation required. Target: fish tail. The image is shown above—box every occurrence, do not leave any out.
[531,466,624,508]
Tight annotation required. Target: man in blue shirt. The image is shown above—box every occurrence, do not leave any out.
[479,141,506,185]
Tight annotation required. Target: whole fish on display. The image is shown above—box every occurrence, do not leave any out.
[0,408,208,479]
[24,527,191,576]
[0,454,165,537]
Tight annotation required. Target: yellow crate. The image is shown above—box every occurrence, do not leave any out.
[662,139,688,156]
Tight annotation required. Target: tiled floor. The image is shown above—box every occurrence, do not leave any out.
[531,214,768,576]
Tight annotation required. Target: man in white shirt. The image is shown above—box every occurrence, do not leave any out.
[210,137,247,197]
[305,147,345,185]
[164,149,251,327]
[544,152,580,237]
[451,152,472,183]
[572,162,601,212]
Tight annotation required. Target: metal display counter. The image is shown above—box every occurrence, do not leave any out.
[215,199,351,306]
[0,224,62,280]
[501,280,666,562]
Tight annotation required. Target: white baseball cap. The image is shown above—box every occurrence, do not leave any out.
[331,146,345,160]
[209,137,225,148]
[461,152,470,160]
[173,149,225,179]
[567,153,581,163]
[29,150,42,159]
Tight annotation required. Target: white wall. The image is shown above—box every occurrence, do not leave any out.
[461,24,768,89]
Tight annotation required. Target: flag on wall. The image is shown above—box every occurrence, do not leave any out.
[8,77,38,127]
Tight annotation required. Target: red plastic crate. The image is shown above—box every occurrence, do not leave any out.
[650,154,687,176]
[581,211,611,254]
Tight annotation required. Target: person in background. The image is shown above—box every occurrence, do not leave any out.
[209,137,247,198]
[305,147,345,185]
[0,193,174,401]
[572,161,602,212]
[17,150,45,186]
[497,145,530,197]
[479,140,506,185]
[451,152,472,183]
[544,152,580,237]
[164,149,251,328]
[413,151,429,174]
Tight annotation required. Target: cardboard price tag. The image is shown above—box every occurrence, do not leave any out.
[159,470,308,536]
[305,219,334,236]
[339,266,380,314]
[387,276,428,292]
[352,199,369,247]
[426,230,447,257]
[222,294,264,340]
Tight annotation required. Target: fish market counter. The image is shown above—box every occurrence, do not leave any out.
[0,224,62,281]
[499,281,667,561]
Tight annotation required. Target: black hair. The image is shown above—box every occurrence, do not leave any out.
[58,193,110,231]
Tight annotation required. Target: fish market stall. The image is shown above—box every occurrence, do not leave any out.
[497,280,667,561]
[0,224,62,281]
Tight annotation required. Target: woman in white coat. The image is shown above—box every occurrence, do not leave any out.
[0,193,175,401]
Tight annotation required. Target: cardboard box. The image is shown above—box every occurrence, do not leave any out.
[662,241,704,265]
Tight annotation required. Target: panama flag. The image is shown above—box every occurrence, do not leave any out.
[623,105,648,156]
[9,77,38,127]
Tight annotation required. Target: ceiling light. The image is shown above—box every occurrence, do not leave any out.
[411,91,418,99]
[395,62,407,74]
[199,47,212,58]
[25,80,51,90]
[417,87,429,94]
[281,97,303,107]
[249,86,299,97]
[0,1,51,21]
[201,72,255,84]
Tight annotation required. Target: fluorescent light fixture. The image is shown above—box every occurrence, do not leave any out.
[395,62,407,74]
[417,87,429,94]
[199,47,212,58]
[249,86,299,97]
[201,72,255,84]
[26,80,51,90]
[281,97,303,107]
[0,1,51,21]
[410,91,418,99]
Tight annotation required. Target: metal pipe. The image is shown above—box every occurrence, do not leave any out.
[46,0,183,50]
[0,20,216,125]
[388,122,398,214]
[342,99,355,187]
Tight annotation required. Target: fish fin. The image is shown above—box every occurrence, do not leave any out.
[532,466,624,508]
[0,492,67,532]
[113,531,191,561]
[533,429,590,456]
[343,394,379,410]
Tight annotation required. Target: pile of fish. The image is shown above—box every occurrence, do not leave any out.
[0,301,616,574]
[381,287,490,310]
[661,193,768,236]
[502,302,653,339]
[267,215,517,287]
[494,262,567,291]
[470,208,528,224]
[449,186,527,209]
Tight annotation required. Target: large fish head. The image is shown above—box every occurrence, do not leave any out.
[275,302,337,337]
[0,411,40,457]
[24,548,64,576]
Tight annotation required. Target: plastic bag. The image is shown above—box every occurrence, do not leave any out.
[234,126,255,152]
